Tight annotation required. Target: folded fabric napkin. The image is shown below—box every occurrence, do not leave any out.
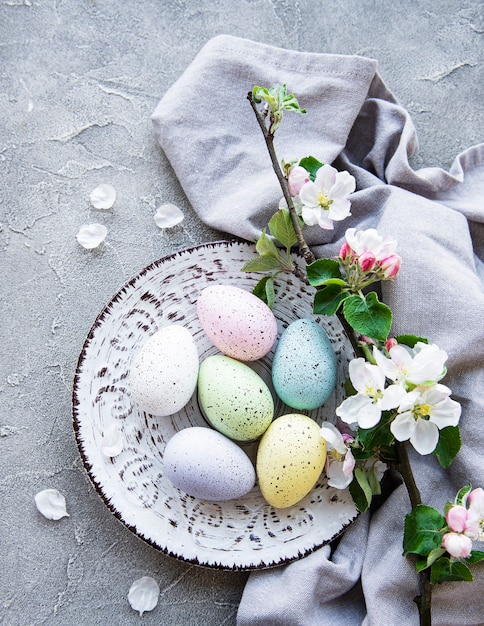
[152,35,484,625]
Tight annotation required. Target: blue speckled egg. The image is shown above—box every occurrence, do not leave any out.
[272,319,337,410]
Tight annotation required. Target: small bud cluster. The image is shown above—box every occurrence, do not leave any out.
[443,488,484,558]
[338,228,402,290]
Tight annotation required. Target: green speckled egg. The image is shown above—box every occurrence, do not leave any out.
[256,413,327,508]
[198,355,274,442]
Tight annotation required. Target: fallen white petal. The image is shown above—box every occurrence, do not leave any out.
[35,489,70,520]
[101,423,124,457]
[154,203,184,228]
[76,223,108,249]
[128,576,160,615]
[90,183,116,209]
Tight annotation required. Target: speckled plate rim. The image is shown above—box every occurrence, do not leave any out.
[72,240,359,571]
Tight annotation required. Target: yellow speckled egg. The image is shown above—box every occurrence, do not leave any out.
[256,413,327,509]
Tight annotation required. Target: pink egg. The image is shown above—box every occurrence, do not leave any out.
[197,285,278,361]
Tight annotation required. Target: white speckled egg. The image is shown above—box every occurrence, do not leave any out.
[272,318,337,410]
[256,413,327,509]
[130,325,199,416]
[163,427,256,501]
[198,355,274,442]
[197,284,278,361]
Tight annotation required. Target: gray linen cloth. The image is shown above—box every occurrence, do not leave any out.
[152,35,484,626]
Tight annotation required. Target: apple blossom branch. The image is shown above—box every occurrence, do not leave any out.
[245,84,483,626]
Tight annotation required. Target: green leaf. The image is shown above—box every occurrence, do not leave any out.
[357,411,394,450]
[256,228,280,258]
[367,465,382,495]
[241,256,281,272]
[465,550,484,564]
[432,426,461,469]
[415,556,429,573]
[455,484,473,507]
[298,156,324,181]
[252,276,275,309]
[403,504,445,556]
[252,85,305,133]
[395,334,428,348]
[426,547,446,568]
[350,447,374,461]
[252,85,272,104]
[306,258,343,286]
[343,292,392,342]
[313,285,348,316]
[282,92,306,114]
[349,468,373,512]
[255,229,292,270]
[268,209,297,250]
[415,548,446,573]
[431,557,474,584]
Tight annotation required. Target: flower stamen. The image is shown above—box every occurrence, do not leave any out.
[317,192,332,210]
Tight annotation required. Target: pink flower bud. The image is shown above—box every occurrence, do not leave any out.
[379,253,401,279]
[288,165,310,197]
[362,335,377,345]
[465,487,484,540]
[442,532,472,558]
[358,250,376,272]
[338,241,353,260]
[384,338,398,352]
[446,505,468,533]
[343,449,356,476]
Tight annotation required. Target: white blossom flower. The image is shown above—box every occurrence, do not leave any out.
[390,384,461,454]
[373,342,448,387]
[336,358,403,429]
[320,422,355,489]
[344,228,397,261]
[299,164,355,230]
[465,487,484,541]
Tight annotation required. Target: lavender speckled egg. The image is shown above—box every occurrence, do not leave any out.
[197,284,278,361]
[272,318,337,410]
[198,354,274,442]
[256,413,327,509]
[130,325,199,416]
[163,427,256,501]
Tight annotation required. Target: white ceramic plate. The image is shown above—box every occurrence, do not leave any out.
[73,240,358,570]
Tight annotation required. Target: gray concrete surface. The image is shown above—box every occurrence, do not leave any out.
[1,1,482,624]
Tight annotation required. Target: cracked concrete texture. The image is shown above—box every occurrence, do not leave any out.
[0,0,482,624]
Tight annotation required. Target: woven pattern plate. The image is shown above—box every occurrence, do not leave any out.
[73,240,357,570]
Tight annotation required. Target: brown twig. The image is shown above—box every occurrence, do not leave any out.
[394,441,432,626]
[247,92,315,266]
